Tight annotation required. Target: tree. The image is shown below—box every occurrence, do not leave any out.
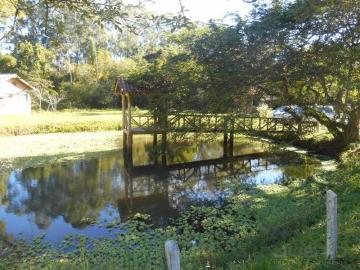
[245,0,360,143]
[176,24,258,113]
[128,46,204,115]
[30,77,66,111]
[14,41,66,110]
[0,54,16,72]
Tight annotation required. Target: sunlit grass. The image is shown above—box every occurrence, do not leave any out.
[0,109,124,135]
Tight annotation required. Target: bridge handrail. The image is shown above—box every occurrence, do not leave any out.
[131,113,317,121]
[128,113,318,133]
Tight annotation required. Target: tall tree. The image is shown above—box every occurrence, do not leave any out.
[246,0,360,143]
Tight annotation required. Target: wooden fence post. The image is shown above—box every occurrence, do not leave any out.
[326,190,338,260]
[165,240,180,270]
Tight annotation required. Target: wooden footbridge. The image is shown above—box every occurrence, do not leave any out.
[127,113,318,135]
[114,76,318,161]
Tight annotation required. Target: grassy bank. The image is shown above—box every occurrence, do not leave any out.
[0,110,123,136]
[262,128,346,158]
[0,147,359,269]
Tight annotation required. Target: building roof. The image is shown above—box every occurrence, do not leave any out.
[114,76,148,95]
[0,73,35,90]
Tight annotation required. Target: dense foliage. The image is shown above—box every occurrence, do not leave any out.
[0,0,359,143]
[0,0,189,109]
[127,0,360,143]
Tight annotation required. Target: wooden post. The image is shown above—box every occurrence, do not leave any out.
[121,94,126,130]
[161,132,167,166]
[259,117,262,130]
[326,190,338,260]
[153,133,158,165]
[123,132,127,151]
[126,94,132,149]
[123,171,130,212]
[298,123,303,134]
[129,173,134,212]
[229,132,234,157]
[164,240,180,270]
[223,133,228,157]
[153,133,158,147]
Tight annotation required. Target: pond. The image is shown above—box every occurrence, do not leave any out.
[0,135,325,243]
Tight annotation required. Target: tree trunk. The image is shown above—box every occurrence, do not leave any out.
[342,110,360,144]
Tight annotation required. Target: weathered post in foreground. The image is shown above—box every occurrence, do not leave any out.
[326,190,338,260]
[165,240,180,270]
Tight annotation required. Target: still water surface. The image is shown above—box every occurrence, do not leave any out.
[0,136,323,243]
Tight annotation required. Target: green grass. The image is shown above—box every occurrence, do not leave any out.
[0,109,124,136]
[226,157,360,270]
[263,127,344,157]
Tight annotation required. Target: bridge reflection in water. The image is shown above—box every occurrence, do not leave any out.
[119,149,290,225]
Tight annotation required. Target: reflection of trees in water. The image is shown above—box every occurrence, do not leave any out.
[0,174,8,205]
[4,156,123,229]
[232,139,269,156]
[281,164,319,179]
[0,138,321,236]
[0,220,14,242]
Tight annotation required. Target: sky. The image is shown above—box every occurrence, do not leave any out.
[145,0,253,22]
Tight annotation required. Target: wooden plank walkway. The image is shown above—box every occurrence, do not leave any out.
[126,113,318,134]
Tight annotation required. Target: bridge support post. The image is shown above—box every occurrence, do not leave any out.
[161,132,167,166]
[126,94,133,150]
[223,133,228,157]
[298,123,303,135]
[229,132,234,157]
[153,133,159,164]
[153,133,158,147]
[121,94,126,130]
[123,131,127,150]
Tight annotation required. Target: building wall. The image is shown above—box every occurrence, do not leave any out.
[0,85,31,115]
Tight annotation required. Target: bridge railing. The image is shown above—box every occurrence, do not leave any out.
[128,113,318,133]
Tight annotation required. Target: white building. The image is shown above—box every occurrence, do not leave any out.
[0,74,33,115]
